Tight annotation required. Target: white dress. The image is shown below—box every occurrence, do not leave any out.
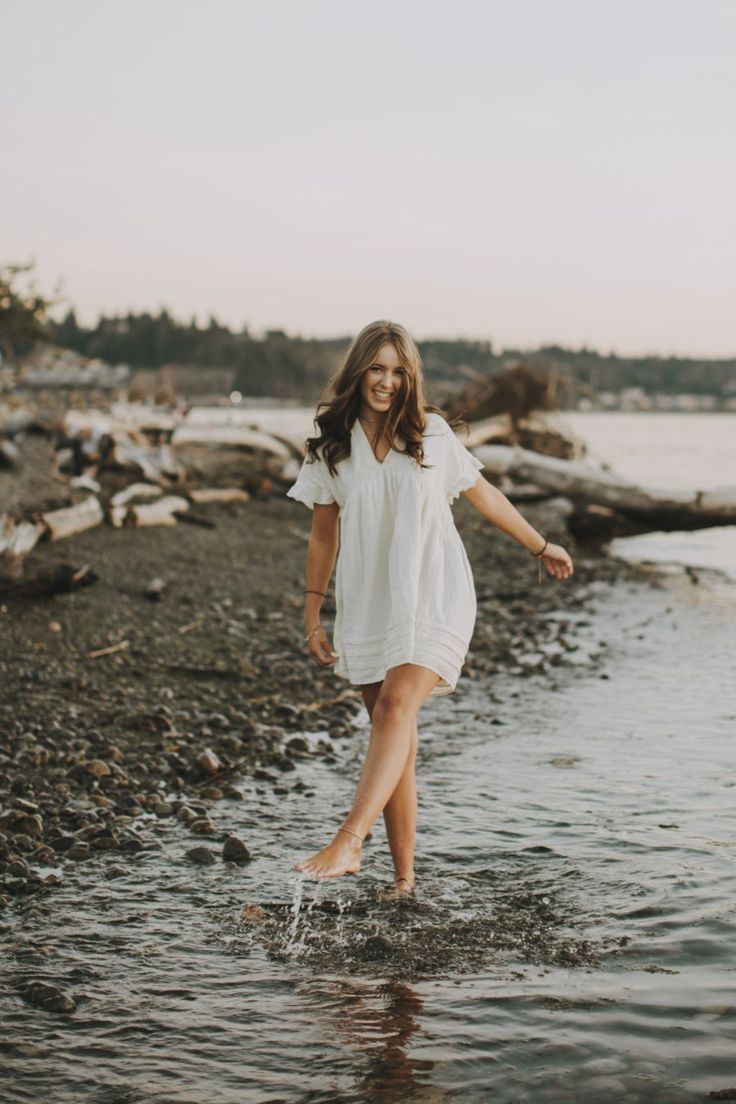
[286,411,485,697]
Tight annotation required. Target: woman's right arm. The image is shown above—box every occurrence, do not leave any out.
[304,502,340,666]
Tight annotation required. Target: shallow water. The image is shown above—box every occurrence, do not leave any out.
[565,410,736,582]
[2,566,735,1102]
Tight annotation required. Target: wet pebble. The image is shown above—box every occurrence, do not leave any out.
[12,834,37,853]
[200,787,224,800]
[3,877,29,896]
[272,756,295,773]
[17,814,44,836]
[49,836,76,853]
[104,865,128,879]
[119,836,145,854]
[361,934,394,960]
[11,798,38,813]
[222,836,252,864]
[241,904,266,922]
[65,844,90,861]
[19,981,76,1013]
[186,846,216,865]
[85,760,112,778]
[91,834,120,852]
[285,736,311,756]
[7,859,32,878]
[195,749,222,776]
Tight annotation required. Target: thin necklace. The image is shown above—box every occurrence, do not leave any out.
[358,414,387,438]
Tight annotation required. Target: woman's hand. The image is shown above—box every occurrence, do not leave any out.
[539,543,574,580]
[306,625,339,667]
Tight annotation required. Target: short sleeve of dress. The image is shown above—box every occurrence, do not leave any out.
[442,420,485,504]
[285,450,337,510]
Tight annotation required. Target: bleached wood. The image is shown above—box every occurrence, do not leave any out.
[42,496,104,540]
[127,495,190,527]
[475,444,736,527]
[171,425,291,458]
[189,488,250,504]
[0,515,45,557]
[110,482,163,508]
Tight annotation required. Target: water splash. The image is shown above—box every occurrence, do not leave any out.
[284,872,307,953]
[285,873,341,955]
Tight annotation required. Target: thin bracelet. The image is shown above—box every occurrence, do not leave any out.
[304,624,323,642]
[530,538,548,585]
[305,588,327,596]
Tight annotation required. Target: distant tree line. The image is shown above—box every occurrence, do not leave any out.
[2,262,734,401]
[46,309,736,402]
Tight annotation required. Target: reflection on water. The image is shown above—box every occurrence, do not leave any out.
[2,570,735,1103]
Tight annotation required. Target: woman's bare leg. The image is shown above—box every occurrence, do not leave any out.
[359,682,419,893]
[293,663,439,879]
[382,718,418,892]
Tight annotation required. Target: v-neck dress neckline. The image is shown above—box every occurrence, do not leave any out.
[355,417,394,466]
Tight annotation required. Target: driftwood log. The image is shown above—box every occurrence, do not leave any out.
[0,516,46,581]
[475,444,736,540]
[112,494,190,528]
[110,482,163,509]
[171,425,293,458]
[42,496,104,541]
[189,487,250,504]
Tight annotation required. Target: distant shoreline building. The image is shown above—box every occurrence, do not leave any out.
[16,343,130,391]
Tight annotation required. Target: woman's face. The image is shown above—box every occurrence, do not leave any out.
[358,342,406,418]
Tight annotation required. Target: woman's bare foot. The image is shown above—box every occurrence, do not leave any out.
[293,831,362,880]
[378,874,416,901]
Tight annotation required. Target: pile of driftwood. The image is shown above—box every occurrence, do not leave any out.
[444,364,735,538]
[0,404,304,595]
[4,395,734,594]
[0,485,254,595]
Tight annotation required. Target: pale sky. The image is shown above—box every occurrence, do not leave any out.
[3,0,735,356]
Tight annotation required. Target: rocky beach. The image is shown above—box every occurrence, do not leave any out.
[3,427,736,1103]
[0,431,647,924]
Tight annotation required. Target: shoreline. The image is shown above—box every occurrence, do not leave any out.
[0,488,664,914]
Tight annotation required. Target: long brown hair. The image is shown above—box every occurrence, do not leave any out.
[303,319,467,476]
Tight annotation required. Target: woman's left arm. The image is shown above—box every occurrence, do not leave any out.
[462,475,574,581]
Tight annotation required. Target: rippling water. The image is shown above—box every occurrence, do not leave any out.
[3,566,735,1103]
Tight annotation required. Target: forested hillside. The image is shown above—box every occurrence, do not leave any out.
[46,307,734,402]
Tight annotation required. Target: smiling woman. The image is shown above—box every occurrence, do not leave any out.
[286,322,488,700]
[285,319,574,892]
[357,345,407,460]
